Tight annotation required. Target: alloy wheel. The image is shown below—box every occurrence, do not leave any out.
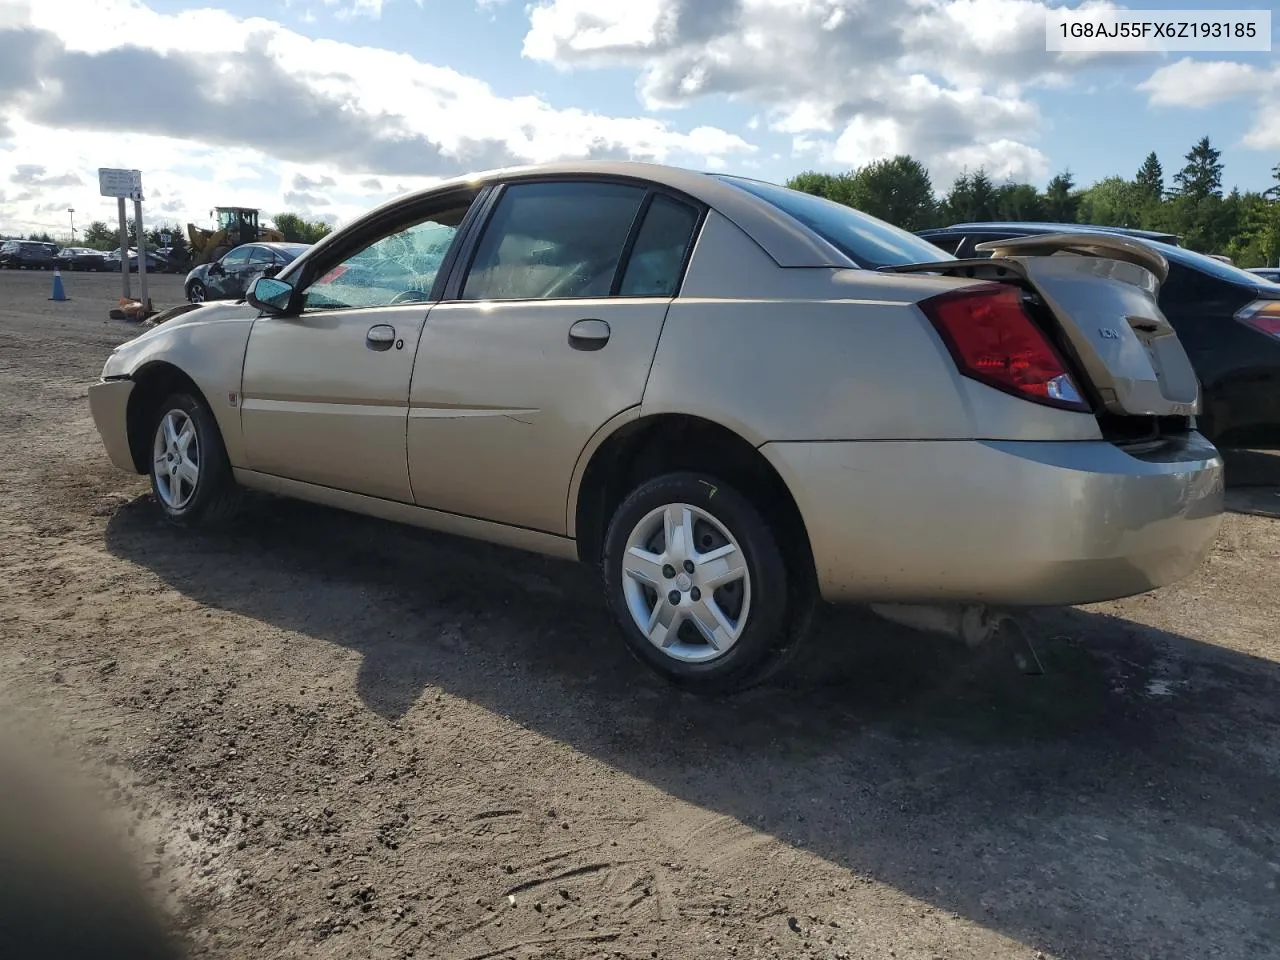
[151,410,200,510]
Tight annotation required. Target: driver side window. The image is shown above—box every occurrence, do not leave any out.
[301,197,476,311]
[221,247,252,269]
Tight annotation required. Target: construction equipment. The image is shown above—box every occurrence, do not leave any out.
[186,207,284,266]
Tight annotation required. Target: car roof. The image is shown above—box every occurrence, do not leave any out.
[929,221,1180,242]
[329,160,854,269]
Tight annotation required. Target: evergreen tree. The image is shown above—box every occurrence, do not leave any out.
[1135,151,1164,199]
[1172,136,1224,201]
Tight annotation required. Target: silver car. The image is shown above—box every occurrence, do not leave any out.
[87,161,1224,692]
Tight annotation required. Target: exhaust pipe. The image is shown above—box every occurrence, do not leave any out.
[868,603,1000,648]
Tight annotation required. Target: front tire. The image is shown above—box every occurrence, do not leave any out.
[148,392,240,526]
[601,471,809,695]
[187,280,205,303]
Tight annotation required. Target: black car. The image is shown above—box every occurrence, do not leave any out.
[917,221,1181,258]
[0,240,58,269]
[55,247,109,271]
[916,221,1280,448]
[185,242,310,303]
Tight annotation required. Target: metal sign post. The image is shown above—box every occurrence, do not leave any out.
[116,197,131,300]
[134,196,149,314]
[99,167,143,303]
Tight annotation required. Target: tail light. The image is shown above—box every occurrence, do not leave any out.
[919,284,1089,412]
[1236,300,1280,339]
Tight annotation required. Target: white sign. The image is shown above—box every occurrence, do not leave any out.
[98,167,143,201]
[160,231,172,246]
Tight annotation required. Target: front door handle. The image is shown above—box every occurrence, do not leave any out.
[568,318,610,351]
[367,324,396,351]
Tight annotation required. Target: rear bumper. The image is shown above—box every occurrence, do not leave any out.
[761,435,1224,607]
[88,378,138,473]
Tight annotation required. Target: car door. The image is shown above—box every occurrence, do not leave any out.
[208,246,250,299]
[238,188,481,503]
[407,179,704,534]
[239,246,278,298]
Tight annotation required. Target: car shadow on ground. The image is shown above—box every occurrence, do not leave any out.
[104,494,1280,959]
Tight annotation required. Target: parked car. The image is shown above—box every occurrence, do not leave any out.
[103,248,168,274]
[916,221,1280,448]
[1248,267,1280,284]
[55,247,109,271]
[0,239,58,269]
[916,222,1181,257]
[184,242,310,303]
[87,161,1224,693]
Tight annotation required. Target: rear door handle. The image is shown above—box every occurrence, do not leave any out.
[367,324,396,351]
[568,318,610,351]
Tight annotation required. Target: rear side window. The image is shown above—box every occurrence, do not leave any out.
[715,174,955,269]
[618,194,700,297]
[462,181,648,301]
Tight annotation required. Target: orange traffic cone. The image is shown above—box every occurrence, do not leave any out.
[48,268,68,301]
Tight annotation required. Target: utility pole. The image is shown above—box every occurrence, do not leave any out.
[68,207,75,243]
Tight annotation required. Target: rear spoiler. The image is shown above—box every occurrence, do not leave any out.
[884,230,1170,285]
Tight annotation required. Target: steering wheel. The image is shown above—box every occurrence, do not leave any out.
[389,288,430,305]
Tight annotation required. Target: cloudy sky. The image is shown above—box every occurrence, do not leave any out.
[0,0,1276,238]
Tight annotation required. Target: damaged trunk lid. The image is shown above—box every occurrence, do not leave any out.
[887,232,1201,420]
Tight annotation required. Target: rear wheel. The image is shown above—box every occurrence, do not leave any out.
[148,392,240,526]
[601,471,811,694]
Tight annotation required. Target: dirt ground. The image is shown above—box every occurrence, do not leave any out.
[2,267,1279,960]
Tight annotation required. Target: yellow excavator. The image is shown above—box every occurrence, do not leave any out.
[187,207,285,266]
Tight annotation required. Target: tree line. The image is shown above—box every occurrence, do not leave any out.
[3,212,331,249]
[787,135,1280,267]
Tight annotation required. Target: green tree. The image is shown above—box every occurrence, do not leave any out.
[994,182,1045,221]
[941,169,999,222]
[1077,176,1148,227]
[81,221,116,249]
[1042,171,1079,222]
[839,155,937,231]
[1135,151,1164,200]
[1172,135,1224,201]
[273,212,332,244]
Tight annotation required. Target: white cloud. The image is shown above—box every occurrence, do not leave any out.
[1138,58,1279,109]
[1137,58,1280,156]
[519,0,1102,185]
[0,0,755,235]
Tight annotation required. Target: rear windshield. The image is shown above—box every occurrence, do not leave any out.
[1155,241,1271,286]
[715,174,954,268]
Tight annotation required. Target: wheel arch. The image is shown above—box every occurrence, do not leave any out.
[124,361,218,474]
[571,412,815,579]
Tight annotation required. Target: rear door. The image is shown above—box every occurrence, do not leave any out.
[406,179,704,534]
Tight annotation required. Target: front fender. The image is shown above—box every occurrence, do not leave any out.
[106,302,259,466]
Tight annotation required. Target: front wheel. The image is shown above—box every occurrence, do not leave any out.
[601,472,811,694]
[187,280,205,303]
[149,393,241,526]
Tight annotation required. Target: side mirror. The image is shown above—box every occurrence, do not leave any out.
[209,262,225,276]
[247,276,296,315]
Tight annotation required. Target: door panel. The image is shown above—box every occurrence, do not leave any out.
[407,299,670,533]
[240,304,429,502]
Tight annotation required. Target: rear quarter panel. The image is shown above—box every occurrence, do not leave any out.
[642,211,1103,443]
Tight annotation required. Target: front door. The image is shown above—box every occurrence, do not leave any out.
[407,180,705,534]
[239,191,481,502]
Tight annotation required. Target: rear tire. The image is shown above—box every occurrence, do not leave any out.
[148,392,241,527]
[601,471,812,695]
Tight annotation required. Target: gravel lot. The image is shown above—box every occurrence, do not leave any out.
[2,267,1279,960]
